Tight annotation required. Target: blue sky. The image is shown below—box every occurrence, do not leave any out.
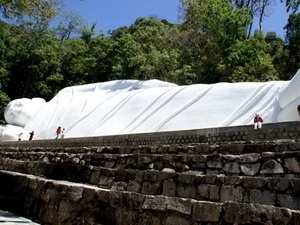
[64,0,289,38]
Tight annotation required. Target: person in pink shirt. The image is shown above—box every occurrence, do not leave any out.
[55,126,62,139]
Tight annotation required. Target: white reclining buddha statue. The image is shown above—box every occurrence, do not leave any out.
[1,69,300,141]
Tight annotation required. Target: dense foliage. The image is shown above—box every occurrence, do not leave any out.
[0,0,299,123]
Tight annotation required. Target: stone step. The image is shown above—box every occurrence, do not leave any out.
[0,170,299,225]
[1,147,300,176]
[1,139,300,155]
[1,160,300,211]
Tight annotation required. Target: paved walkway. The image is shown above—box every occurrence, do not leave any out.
[0,210,39,224]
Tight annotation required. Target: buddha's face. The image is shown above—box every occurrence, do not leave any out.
[4,98,46,127]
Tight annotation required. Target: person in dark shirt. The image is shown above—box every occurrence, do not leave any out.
[29,131,34,140]
[18,133,22,141]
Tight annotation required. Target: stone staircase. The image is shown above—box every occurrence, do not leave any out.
[0,122,300,225]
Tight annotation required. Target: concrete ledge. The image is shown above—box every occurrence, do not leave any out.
[1,121,300,148]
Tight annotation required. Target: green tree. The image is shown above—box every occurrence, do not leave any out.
[0,92,10,123]
[264,32,287,80]
[281,0,300,12]
[0,0,58,19]
[227,0,276,37]
[179,0,277,83]
[226,31,278,82]
[54,11,85,41]
[108,26,144,80]
[0,21,13,94]
[107,17,191,84]
[283,13,300,78]
[59,38,92,87]
[84,33,115,83]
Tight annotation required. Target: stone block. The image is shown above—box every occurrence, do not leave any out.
[242,177,267,188]
[115,169,128,181]
[223,162,241,174]
[141,181,160,195]
[138,212,163,225]
[240,163,260,176]
[224,176,241,185]
[138,155,152,164]
[209,185,220,201]
[220,185,243,202]
[100,167,116,176]
[177,184,196,198]
[260,159,284,174]
[111,181,127,191]
[249,189,275,205]
[122,192,145,210]
[278,193,300,210]
[222,154,238,161]
[223,202,259,224]
[115,208,137,225]
[42,204,59,224]
[196,184,209,200]
[254,204,293,225]
[98,176,114,189]
[42,188,58,203]
[96,189,110,204]
[293,210,300,225]
[57,200,70,223]
[238,153,261,163]
[166,216,189,225]
[163,180,176,196]
[207,169,220,175]
[204,174,218,184]
[144,171,158,182]
[109,190,123,208]
[193,201,222,222]
[142,196,167,211]
[284,157,300,173]
[157,169,176,181]
[268,178,290,191]
[127,181,141,193]
[191,155,207,163]
[207,160,223,169]
[82,188,96,203]
[291,179,300,191]
[135,170,144,183]
[177,173,196,184]
[104,161,115,168]
[166,197,192,215]
[67,186,83,202]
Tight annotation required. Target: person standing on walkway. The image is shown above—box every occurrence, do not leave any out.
[254,113,263,129]
[29,131,34,140]
[55,126,62,139]
[61,128,65,139]
[18,133,22,141]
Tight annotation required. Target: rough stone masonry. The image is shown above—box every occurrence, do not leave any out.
[0,121,300,224]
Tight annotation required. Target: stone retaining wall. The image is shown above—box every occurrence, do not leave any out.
[0,122,300,224]
[0,170,299,225]
[1,140,300,178]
